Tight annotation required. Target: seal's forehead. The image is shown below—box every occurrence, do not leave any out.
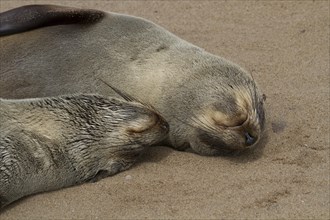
[0,4,105,36]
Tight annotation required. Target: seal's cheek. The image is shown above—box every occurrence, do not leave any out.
[199,129,245,147]
[197,131,232,150]
[188,124,262,156]
[188,130,244,156]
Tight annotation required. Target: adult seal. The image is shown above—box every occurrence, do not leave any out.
[0,5,266,156]
[0,94,169,208]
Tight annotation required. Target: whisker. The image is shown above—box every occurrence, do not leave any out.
[191,112,220,132]
[189,115,219,134]
[98,78,161,114]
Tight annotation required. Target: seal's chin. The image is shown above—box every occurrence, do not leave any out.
[185,127,261,156]
[167,116,262,156]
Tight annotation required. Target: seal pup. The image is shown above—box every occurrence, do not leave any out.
[0,94,169,208]
[0,5,265,156]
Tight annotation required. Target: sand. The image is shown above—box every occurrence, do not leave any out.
[0,0,329,219]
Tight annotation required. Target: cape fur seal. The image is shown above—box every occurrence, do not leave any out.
[0,5,265,156]
[0,94,169,208]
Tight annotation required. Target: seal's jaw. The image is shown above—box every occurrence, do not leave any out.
[187,116,262,156]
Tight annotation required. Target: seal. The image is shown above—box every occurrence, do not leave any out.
[0,4,266,156]
[0,94,169,208]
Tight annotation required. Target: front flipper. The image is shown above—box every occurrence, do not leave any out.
[0,4,105,36]
[89,148,145,183]
[89,161,134,183]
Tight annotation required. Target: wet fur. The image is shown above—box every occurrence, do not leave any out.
[0,94,168,208]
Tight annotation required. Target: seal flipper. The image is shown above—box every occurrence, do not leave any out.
[0,4,105,36]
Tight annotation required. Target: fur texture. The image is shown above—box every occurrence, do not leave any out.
[0,94,168,208]
[0,5,265,156]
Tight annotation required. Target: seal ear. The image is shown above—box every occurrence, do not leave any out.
[0,4,105,36]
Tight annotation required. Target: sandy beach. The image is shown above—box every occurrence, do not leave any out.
[0,0,329,219]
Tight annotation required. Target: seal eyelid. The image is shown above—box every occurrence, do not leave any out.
[212,109,248,128]
[232,117,249,128]
[214,121,243,129]
[213,114,248,129]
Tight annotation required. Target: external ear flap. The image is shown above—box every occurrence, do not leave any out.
[0,4,105,36]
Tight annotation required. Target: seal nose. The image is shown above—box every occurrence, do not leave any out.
[245,132,256,146]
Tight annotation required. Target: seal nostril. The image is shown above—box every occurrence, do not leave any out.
[245,132,256,146]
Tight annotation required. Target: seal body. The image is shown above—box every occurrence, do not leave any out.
[0,5,265,156]
[0,94,169,208]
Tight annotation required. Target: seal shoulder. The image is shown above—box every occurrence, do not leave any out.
[0,4,105,36]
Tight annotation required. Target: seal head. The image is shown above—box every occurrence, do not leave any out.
[165,61,266,156]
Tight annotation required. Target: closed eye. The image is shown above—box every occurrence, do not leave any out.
[212,112,247,128]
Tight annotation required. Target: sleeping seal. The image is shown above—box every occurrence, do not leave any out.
[0,94,169,208]
[0,5,266,156]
